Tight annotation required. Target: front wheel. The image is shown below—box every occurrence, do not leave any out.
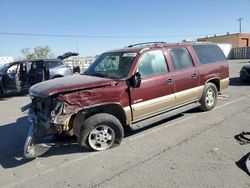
[199,83,218,111]
[24,125,36,158]
[77,113,124,151]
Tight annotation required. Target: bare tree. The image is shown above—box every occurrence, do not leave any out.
[21,46,55,60]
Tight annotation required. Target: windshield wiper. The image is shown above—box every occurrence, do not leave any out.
[91,73,112,78]
[86,72,122,83]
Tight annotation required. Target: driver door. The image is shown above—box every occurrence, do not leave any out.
[2,63,21,92]
[130,50,175,122]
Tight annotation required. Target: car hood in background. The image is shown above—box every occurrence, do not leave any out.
[30,75,116,97]
[243,64,250,69]
[57,52,79,60]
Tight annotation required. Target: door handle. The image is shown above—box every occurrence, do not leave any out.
[191,73,197,78]
[166,78,173,84]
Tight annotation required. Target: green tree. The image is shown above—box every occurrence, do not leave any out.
[21,46,55,60]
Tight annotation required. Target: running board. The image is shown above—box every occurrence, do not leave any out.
[129,102,201,130]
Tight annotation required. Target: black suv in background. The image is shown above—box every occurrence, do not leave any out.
[0,58,72,96]
[240,63,250,82]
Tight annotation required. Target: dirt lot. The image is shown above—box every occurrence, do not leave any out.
[0,60,250,188]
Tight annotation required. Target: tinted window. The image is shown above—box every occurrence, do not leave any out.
[138,50,168,77]
[192,44,226,64]
[169,48,194,71]
[44,61,63,68]
[31,61,44,70]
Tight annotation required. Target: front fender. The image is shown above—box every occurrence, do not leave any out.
[73,110,86,138]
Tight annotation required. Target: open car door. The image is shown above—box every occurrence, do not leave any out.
[2,63,22,92]
[28,61,50,86]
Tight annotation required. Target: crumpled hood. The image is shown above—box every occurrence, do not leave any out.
[30,75,116,97]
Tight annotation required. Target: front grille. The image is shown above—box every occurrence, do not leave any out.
[32,97,52,120]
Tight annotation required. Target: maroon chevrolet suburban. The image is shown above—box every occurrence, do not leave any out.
[22,42,229,157]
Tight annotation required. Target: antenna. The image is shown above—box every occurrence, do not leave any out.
[237,17,243,33]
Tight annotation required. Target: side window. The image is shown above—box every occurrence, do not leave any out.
[138,50,168,77]
[31,61,44,70]
[45,61,63,68]
[192,45,226,64]
[169,48,194,71]
[6,64,18,74]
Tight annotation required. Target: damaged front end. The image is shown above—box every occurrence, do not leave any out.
[22,95,75,158]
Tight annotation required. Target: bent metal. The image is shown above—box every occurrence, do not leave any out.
[22,42,229,158]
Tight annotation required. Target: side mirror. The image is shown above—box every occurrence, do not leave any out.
[130,72,141,88]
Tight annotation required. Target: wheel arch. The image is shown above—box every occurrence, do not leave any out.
[206,77,220,92]
[73,103,127,138]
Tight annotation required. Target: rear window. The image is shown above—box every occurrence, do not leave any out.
[192,44,226,64]
[44,61,63,68]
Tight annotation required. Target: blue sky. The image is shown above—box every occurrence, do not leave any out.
[1,0,250,58]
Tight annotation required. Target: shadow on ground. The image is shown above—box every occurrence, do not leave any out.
[230,77,250,86]
[236,152,250,176]
[0,91,28,101]
[0,112,187,169]
[0,116,32,168]
[0,116,85,169]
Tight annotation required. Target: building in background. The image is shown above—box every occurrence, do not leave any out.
[0,56,14,66]
[198,33,250,48]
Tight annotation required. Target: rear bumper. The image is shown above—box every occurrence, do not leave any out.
[220,77,230,91]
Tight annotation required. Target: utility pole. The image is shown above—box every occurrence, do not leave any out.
[237,17,243,33]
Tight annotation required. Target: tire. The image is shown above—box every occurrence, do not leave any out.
[77,113,124,151]
[240,72,248,82]
[199,83,218,111]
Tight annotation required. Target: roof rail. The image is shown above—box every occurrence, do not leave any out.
[127,41,167,48]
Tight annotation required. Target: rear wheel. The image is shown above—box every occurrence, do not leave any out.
[77,113,124,151]
[199,83,218,111]
[240,71,248,82]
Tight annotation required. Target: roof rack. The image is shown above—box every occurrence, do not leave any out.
[127,41,167,48]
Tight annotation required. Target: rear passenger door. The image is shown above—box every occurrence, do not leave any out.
[168,47,201,105]
[28,61,49,86]
[130,50,175,122]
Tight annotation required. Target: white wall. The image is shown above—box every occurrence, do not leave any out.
[216,43,232,58]
[0,56,14,66]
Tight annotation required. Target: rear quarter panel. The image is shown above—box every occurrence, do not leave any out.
[188,45,229,86]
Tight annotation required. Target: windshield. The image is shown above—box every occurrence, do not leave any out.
[85,52,137,79]
[0,63,10,73]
